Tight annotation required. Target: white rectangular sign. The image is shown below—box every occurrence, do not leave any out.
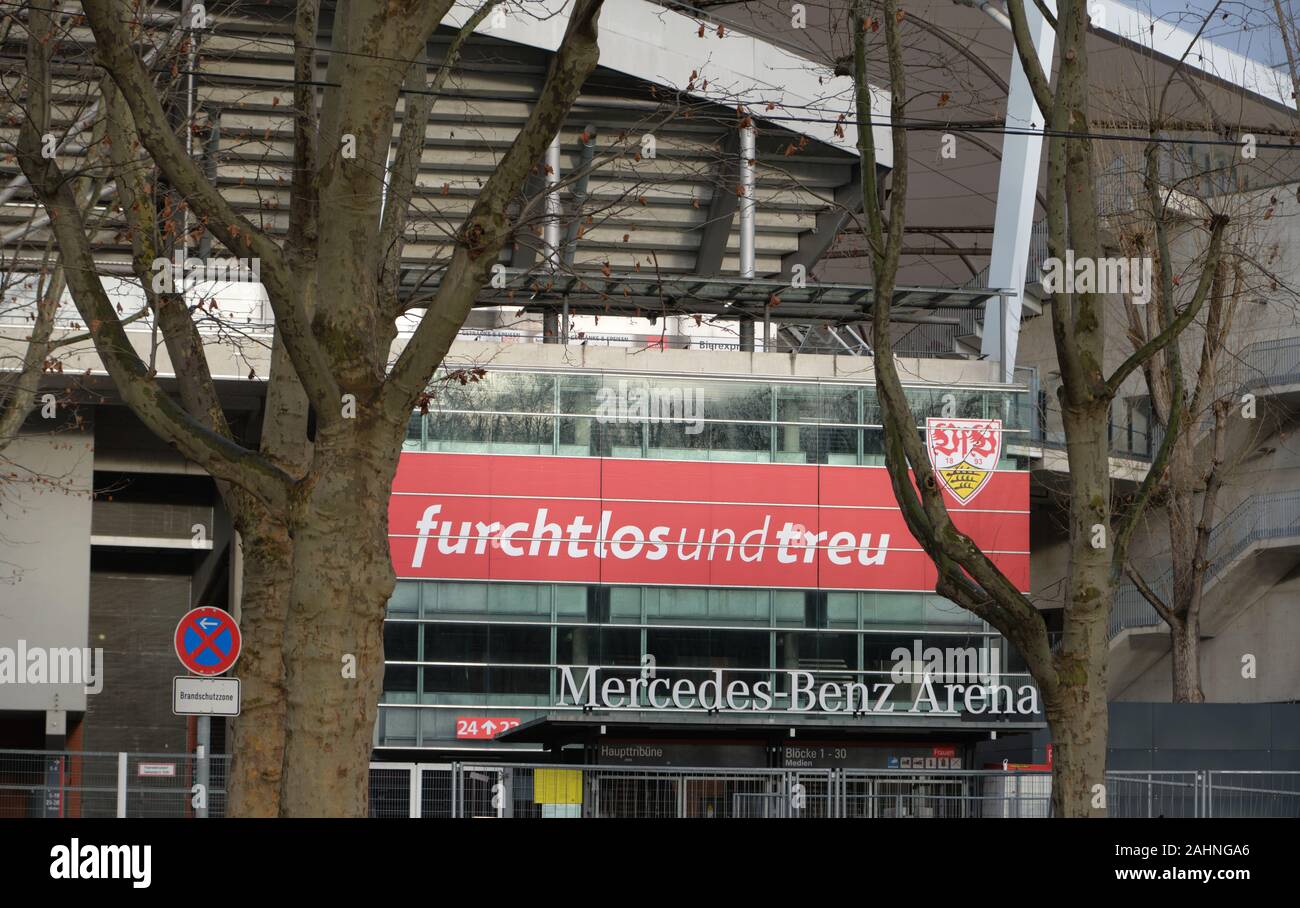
[172,676,241,716]
[137,762,176,778]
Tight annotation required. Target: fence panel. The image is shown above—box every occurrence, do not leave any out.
[8,751,1300,818]
[1206,772,1300,818]
[1104,772,1201,818]
[0,750,228,818]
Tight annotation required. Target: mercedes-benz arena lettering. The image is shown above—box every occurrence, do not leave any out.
[377,366,1040,770]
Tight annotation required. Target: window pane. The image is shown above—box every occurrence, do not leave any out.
[773,590,806,626]
[596,420,642,458]
[384,622,419,661]
[776,631,857,672]
[423,666,485,695]
[610,586,641,623]
[388,581,419,615]
[707,421,771,461]
[434,370,554,414]
[554,584,587,618]
[707,589,769,624]
[428,582,488,618]
[827,592,858,628]
[558,373,607,415]
[869,592,924,625]
[646,418,711,459]
[556,626,641,665]
[487,583,550,620]
[924,595,980,626]
[486,667,550,697]
[424,624,487,663]
[643,586,709,623]
[646,628,770,669]
[558,415,596,456]
[489,625,551,664]
[404,413,423,450]
[383,665,417,696]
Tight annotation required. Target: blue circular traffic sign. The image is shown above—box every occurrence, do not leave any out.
[174,607,241,676]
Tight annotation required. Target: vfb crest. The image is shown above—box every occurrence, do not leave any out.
[925,418,1002,505]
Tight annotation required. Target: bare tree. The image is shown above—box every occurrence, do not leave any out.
[15,0,606,816]
[1121,191,1297,702]
[851,0,1230,815]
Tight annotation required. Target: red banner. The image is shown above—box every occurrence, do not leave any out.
[389,453,1029,592]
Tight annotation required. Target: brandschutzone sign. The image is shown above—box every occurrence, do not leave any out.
[556,666,1040,717]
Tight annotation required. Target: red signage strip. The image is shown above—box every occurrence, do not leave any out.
[455,717,521,740]
[390,453,1030,592]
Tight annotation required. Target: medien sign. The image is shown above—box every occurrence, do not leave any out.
[556,666,1039,717]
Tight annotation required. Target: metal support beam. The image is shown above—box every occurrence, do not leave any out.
[780,163,864,280]
[738,122,756,351]
[511,164,547,272]
[561,126,596,266]
[544,132,562,270]
[695,130,741,276]
[981,0,1056,382]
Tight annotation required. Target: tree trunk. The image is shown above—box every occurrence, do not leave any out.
[278,423,403,817]
[1046,609,1110,817]
[1170,616,1205,703]
[225,514,293,816]
[1051,397,1113,817]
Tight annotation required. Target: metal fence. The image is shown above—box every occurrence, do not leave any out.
[368,764,1300,818]
[0,750,227,818]
[4,751,1296,818]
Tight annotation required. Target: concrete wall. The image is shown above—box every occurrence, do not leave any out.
[82,572,193,754]
[0,426,95,714]
[1116,571,1300,702]
[442,335,1009,387]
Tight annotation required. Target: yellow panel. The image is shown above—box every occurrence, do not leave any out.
[534,769,582,805]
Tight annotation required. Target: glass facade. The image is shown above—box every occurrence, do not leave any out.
[380,368,1034,749]
[379,580,1029,747]
[403,367,1032,467]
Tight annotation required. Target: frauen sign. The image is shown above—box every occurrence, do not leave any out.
[389,453,1029,591]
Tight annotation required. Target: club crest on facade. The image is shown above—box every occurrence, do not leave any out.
[925,418,1002,505]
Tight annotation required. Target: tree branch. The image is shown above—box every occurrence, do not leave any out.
[382,0,606,422]
[17,5,290,507]
[1105,215,1227,398]
[81,0,337,412]
[854,0,1059,699]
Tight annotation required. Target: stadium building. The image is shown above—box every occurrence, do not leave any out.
[3,0,1300,811]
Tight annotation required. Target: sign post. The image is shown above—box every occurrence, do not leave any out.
[173,606,242,818]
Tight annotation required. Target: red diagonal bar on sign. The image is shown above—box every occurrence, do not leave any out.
[186,617,228,662]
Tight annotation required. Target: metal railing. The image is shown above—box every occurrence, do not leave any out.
[0,750,227,818]
[4,750,1296,817]
[1238,336,1300,390]
[1110,490,1300,638]
[372,764,1299,818]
